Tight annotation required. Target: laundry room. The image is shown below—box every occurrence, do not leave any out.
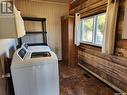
[0,0,127,95]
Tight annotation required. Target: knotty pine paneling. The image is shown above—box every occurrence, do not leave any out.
[15,0,69,60]
[69,0,107,17]
[69,0,127,92]
[78,46,127,92]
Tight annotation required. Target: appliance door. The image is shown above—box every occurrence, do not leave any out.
[28,46,51,52]
[11,61,59,95]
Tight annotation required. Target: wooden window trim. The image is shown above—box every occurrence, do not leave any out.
[80,43,102,49]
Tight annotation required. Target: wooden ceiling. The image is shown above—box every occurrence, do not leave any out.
[32,0,68,3]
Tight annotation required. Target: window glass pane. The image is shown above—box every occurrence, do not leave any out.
[95,14,106,45]
[81,13,106,46]
[82,17,94,42]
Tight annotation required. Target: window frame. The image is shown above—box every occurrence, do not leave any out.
[81,16,95,43]
[80,13,106,47]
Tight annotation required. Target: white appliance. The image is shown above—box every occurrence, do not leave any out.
[11,47,59,95]
[22,43,51,52]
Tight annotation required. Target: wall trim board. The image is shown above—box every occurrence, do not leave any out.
[78,63,125,93]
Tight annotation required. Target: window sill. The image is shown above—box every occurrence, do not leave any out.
[80,42,102,49]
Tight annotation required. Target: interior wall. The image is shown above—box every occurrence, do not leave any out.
[115,0,127,58]
[0,39,16,58]
[70,0,127,92]
[69,0,107,17]
[15,0,69,60]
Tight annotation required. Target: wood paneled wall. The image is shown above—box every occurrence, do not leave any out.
[69,0,107,17]
[115,0,127,58]
[70,0,127,92]
[15,0,69,60]
[78,44,127,92]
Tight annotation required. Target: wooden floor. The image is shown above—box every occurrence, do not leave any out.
[59,63,117,95]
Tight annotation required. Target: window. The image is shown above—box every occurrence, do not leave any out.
[81,13,106,46]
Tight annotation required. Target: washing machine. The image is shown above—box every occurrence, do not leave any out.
[11,47,59,95]
[21,43,51,52]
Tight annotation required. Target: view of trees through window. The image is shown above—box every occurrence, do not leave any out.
[81,13,106,46]
[82,17,94,42]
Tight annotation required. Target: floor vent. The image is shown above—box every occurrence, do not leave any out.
[83,73,91,78]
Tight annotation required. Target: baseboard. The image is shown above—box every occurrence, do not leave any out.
[78,63,125,93]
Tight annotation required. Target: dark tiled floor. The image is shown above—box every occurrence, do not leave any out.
[59,63,116,95]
